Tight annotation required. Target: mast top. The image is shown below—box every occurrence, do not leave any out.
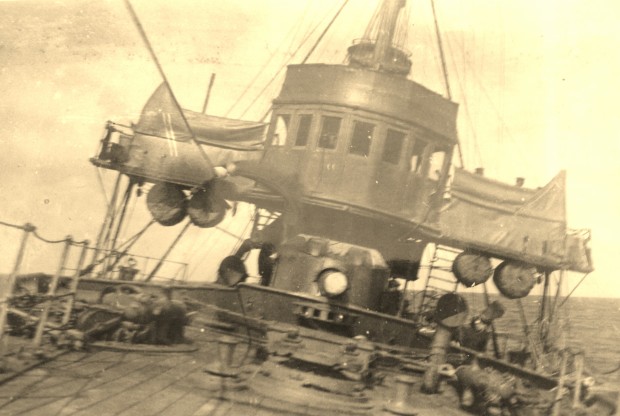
[347,0,411,76]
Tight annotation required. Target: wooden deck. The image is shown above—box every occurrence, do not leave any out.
[0,325,469,416]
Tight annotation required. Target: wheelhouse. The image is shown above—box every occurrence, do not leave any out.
[260,64,457,222]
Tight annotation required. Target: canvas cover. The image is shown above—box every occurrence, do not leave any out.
[136,83,266,151]
[436,169,592,272]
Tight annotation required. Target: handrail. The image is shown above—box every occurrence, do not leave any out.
[0,218,191,356]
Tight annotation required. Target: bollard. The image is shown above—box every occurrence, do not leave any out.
[205,336,240,377]
[385,375,418,415]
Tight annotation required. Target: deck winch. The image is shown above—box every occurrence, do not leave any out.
[75,285,189,345]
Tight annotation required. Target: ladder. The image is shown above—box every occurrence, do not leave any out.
[417,244,460,323]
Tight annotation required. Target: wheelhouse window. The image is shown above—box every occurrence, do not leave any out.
[271,114,290,146]
[349,121,374,157]
[409,139,426,173]
[295,114,313,147]
[318,116,341,150]
[382,129,405,164]
[428,148,447,180]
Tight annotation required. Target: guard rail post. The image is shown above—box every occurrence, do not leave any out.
[0,223,34,357]
[62,240,89,326]
[32,236,72,348]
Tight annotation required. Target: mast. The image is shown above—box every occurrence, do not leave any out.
[347,0,411,76]
[372,0,407,70]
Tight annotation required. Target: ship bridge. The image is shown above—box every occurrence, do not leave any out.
[261,62,458,222]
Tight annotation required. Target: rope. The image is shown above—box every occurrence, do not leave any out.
[430,0,466,169]
[95,168,111,209]
[445,32,528,166]
[559,273,589,308]
[0,219,90,245]
[124,0,215,178]
[223,2,312,118]
[0,220,30,231]
[300,0,349,65]
[31,229,69,245]
[83,219,155,275]
[244,0,348,120]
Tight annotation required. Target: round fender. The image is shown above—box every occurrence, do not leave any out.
[452,252,492,287]
[493,261,537,299]
[147,183,188,226]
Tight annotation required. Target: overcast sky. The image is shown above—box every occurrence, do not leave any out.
[1,0,618,297]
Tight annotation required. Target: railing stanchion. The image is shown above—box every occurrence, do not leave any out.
[33,236,72,348]
[0,224,34,357]
[62,240,89,326]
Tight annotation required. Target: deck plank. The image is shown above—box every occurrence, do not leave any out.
[157,392,214,416]
[190,398,222,416]
[15,397,74,416]
[60,364,176,415]
[68,354,205,416]
[116,386,188,416]
[0,396,56,416]
[0,372,49,398]
[19,377,89,399]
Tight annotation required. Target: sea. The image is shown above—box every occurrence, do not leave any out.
[452,293,620,384]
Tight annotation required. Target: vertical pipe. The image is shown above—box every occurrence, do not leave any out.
[397,277,410,317]
[33,236,72,347]
[0,224,34,355]
[517,299,542,370]
[540,271,550,322]
[62,240,89,326]
[549,270,564,325]
[572,352,584,409]
[551,349,569,416]
[483,282,502,359]
[422,324,451,393]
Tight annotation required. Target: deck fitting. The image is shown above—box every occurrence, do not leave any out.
[384,375,418,415]
[204,335,241,377]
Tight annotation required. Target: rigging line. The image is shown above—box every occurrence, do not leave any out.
[185,232,213,266]
[430,0,464,169]
[243,0,347,121]
[95,168,111,209]
[120,187,139,242]
[429,0,451,100]
[230,216,255,256]
[446,33,528,166]
[300,0,350,64]
[124,0,215,181]
[223,2,312,118]
[188,229,223,277]
[145,221,192,282]
[443,33,483,168]
[86,219,155,273]
[559,272,589,308]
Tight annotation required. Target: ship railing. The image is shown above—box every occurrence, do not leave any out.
[0,221,90,356]
[349,38,412,57]
[73,246,189,283]
[0,220,188,359]
[491,328,588,386]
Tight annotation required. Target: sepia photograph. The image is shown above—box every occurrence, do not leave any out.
[0,0,619,414]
